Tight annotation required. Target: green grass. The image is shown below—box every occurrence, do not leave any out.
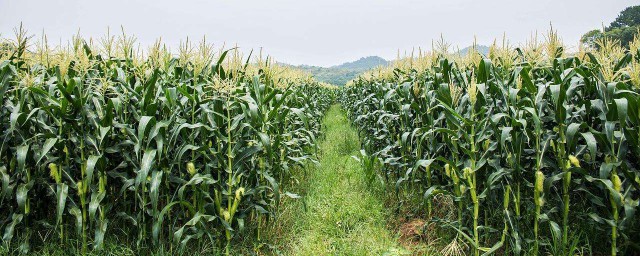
[280,105,405,255]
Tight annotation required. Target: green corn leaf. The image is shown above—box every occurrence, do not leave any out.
[2,214,23,243]
[37,138,57,165]
[135,149,157,188]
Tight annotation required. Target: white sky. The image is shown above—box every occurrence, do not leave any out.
[1,0,639,67]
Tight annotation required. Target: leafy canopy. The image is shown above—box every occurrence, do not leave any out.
[581,5,640,48]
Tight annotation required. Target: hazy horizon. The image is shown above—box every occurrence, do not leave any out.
[1,0,638,67]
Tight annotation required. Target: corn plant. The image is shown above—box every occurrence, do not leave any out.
[0,30,335,254]
[341,33,640,255]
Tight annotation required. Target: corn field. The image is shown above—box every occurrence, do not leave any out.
[341,33,640,255]
[0,29,334,254]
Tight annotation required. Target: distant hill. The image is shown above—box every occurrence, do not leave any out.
[332,56,388,70]
[457,45,490,56]
[286,48,491,86]
[287,56,389,86]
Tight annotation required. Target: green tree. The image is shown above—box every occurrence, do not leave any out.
[581,29,604,47]
[581,5,640,48]
[606,26,639,46]
[609,6,640,29]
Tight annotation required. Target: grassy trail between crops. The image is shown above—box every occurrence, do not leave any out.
[285,105,402,255]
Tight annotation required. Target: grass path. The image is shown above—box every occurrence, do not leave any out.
[285,105,402,255]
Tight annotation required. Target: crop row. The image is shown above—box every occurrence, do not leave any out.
[0,32,334,254]
[341,35,640,255]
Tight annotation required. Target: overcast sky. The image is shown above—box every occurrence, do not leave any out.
[1,0,639,67]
